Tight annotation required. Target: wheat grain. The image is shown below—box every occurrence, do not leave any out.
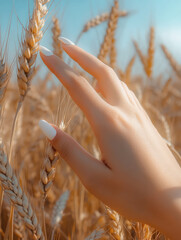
[14,210,25,239]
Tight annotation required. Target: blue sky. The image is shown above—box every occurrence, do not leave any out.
[1,0,181,77]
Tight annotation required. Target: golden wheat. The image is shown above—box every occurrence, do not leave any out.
[52,17,63,59]
[83,11,128,33]
[0,141,44,240]
[0,1,180,239]
[17,0,50,102]
[161,44,181,78]
[98,0,119,63]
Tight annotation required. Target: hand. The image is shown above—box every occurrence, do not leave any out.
[39,38,181,239]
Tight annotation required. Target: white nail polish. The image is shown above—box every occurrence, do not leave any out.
[39,120,57,140]
[59,37,75,46]
[39,45,53,56]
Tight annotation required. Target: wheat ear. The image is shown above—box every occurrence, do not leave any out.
[110,37,117,68]
[106,206,122,240]
[98,0,119,63]
[51,190,69,240]
[51,190,70,226]
[146,26,155,78]
[40,145,59,199]
[83,11,128,33]
[40,87,76,198]
[9,0,50,164]
[0,141,44,240]
[0,58,9,115]
[109,1,120,68]
[133,40,147,71]
[161,44,181,78]
[52,17,63,59]
[17,0,50,102]
[85,229,104,240]
[125,55,136,85]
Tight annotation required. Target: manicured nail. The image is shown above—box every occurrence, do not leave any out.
[59,37,75,46]
[39,120,57,140]
[39,45,53,57]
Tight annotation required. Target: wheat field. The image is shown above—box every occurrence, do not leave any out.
[0,0,181,239]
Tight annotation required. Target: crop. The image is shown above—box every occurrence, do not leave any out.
[0,0,180,239]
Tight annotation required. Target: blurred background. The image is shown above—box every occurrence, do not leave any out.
[1,0,181,78]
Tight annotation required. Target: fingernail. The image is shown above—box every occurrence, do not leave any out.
[59,37,75,46]
[39,45,53,57]
[39,120,57,140]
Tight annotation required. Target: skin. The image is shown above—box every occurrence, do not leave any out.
[40,42,181,239]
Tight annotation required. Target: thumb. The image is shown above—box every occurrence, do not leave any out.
[38,120,110,193]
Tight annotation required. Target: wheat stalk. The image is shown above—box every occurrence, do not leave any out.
[161,44,181,78]
[0,141,44,240]
[98,0,119,63]
[17,0,50,103]
[52,16,63,59]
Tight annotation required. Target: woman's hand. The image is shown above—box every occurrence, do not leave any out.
[39,38,181,239]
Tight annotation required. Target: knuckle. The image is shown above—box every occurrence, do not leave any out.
[100,106,122,127]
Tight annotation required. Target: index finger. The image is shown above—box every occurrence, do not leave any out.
[39,46,109,126]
